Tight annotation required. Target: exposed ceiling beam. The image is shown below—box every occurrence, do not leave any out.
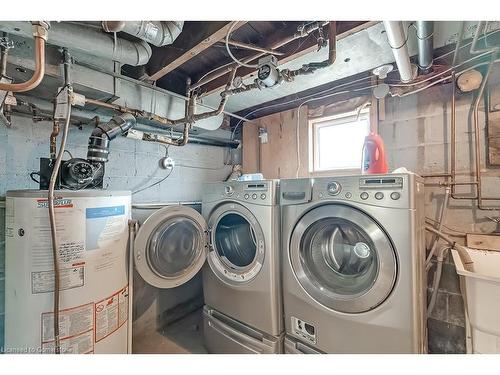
[146,21,247,82]
[200,21,377,95]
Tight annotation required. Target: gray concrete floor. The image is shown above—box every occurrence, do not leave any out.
[133,308,207,354]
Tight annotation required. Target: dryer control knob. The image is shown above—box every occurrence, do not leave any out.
[224,186,234,196]
[327,181,341,196]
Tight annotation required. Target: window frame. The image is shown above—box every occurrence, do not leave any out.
[309,108,372,176]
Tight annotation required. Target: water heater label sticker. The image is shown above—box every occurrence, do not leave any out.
[31,265,85,294]
[95,285,127,343]
[41,330,94,354]
[41,302,95,354]
[86,205,126,251]
[118,286,129,328]
[30,199,86,274]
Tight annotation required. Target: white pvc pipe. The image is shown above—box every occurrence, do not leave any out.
[383,21,414,83]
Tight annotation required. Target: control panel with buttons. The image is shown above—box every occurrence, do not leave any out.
[309,174,413,209]
[203,180,278,206]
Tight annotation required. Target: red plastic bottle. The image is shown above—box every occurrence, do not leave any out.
[361,132,388,174]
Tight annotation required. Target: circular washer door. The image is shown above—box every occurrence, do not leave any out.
[290,204,397,313]
[134,206,207,289]
[207,202,265,284]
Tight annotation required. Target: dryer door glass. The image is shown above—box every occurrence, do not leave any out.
[207,203,266,284]
[214,213,256,268]
[134,206,207,289]
[290,204,396,313]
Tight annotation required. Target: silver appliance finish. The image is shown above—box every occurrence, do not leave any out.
[202,180,283,340]
[281,174,427,353]
[284,335,323,354]
[203,306,283,354]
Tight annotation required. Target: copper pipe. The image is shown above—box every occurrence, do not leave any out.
[191,21,329,91]
[0,35,46,92]
[226,40,285,56]
[428,56,500,208]
[328,21,337,65]
[290,21,336,75]
[475,53,500,209]
[450,71,457,195]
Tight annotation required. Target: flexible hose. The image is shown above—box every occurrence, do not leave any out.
[425,225,474,272]
[48,93,72,354]
[428,246,450,316]
[426,187,451,267]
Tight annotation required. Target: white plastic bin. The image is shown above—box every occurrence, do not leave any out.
[452,248,500,353]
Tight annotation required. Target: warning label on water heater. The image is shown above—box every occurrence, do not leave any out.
[94,285,129,343]
[41,302,95,354]
[31,265,85,294]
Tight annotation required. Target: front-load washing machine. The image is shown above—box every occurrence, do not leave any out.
[280,174,427,353]
[202,180,283,353]
[132,181,283,354]
[131,203,204,350]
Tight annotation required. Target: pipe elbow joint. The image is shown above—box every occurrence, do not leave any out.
[87,113,136,163]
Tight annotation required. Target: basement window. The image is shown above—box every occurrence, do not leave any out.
[310,109,370,173]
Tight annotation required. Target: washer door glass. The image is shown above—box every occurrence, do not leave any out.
[207,203,265,284]
[149,217,203,277]
[134,206,207,289]
[290,204,397,313]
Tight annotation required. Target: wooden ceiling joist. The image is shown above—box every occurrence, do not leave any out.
[147,21,247,82]
[200,21,377,95]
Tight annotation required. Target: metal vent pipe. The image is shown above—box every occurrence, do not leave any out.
[383,21,414,83]
[87,113,137,163]
[102,21,184,47]
[416,21,434,72]
[0,21,152,66]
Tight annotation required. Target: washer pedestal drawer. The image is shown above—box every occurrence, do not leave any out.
[203,306,283,354]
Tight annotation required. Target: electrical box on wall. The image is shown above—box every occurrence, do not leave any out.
[259,127,268,144]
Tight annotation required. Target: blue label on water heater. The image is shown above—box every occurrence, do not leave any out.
[85,205,126,251]
[86,205,125,219]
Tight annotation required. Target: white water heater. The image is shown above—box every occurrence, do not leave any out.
[4,190,131,354]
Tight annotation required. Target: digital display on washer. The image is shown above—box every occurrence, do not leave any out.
[360,177,403,189]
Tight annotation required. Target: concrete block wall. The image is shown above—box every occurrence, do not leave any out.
[0,114,232,352]
[0,115,232,202]
[379,78,500,353]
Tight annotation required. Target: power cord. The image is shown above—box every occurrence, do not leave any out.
[132,165,174,195]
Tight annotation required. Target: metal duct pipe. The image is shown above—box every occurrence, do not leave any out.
[416,21,434,72]
[102,21,184,47]
[0,21,152,66]
[11,95,240,148]
[383,21,414,83]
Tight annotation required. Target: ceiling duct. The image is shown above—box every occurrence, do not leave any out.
[0,21,152,66]
[416,21,434,73]
[382,21,414,83]
[102,21,184,47]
